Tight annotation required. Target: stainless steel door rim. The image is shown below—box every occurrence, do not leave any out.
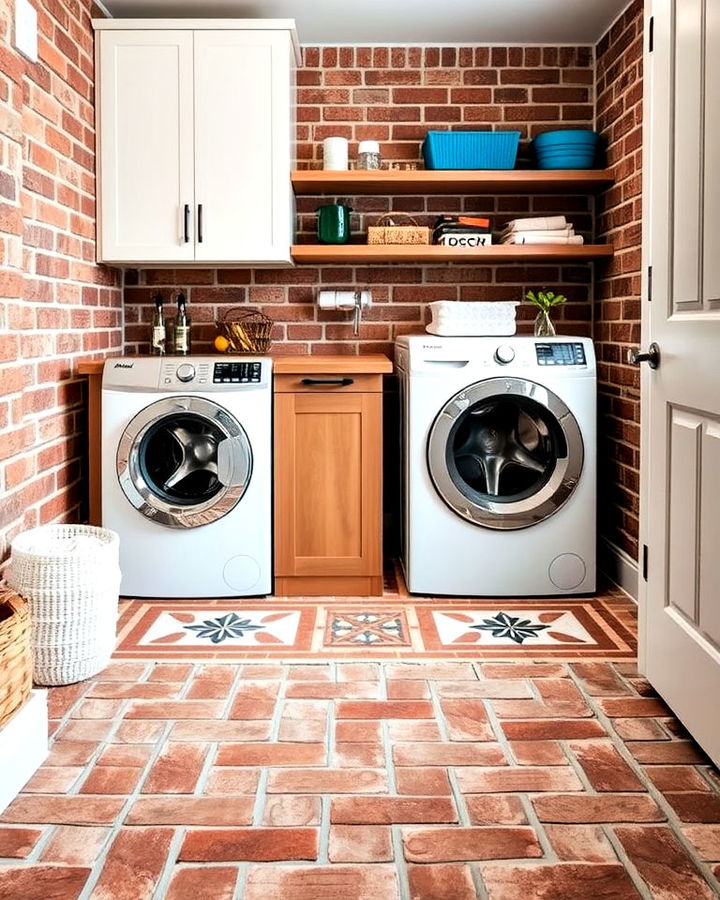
[116,396,253,529]
[427,377,584,530]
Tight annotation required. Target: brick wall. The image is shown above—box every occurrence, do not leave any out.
[0,0,122,561]
[594,0,644,563]
[123,45,597,356]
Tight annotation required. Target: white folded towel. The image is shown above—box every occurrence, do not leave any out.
[501,227,574,238]
[501,234,585,245]
[503,215,568,233]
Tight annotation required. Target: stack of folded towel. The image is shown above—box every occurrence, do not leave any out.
[500,216,584,245]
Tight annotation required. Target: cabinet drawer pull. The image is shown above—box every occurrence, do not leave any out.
[301,377,354,386]
[197,204,203,243]
[183,204,190,243]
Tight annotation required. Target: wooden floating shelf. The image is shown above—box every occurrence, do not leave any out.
[291,169,615,195]
[291,244,614,265]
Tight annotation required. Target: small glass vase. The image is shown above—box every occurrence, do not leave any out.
[533,309,556,337]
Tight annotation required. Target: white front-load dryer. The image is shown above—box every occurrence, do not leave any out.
[396,335,596,596]
[101,356,272,598]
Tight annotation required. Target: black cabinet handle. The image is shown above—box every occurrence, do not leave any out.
[198,204,203,243]
[183,204,190,243]
[301,377,354,386]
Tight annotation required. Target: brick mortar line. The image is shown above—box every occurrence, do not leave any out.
[560,737,598,794]
[318,795,331,866]
[602,826,654,900]
[566,667,720,897]
[232,862,249,900]
[192,743,219,799]
[75,719,175,900]
[149,826,185,900]
[390,825,411,900]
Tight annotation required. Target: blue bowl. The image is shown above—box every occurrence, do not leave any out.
[533,128,600,148]
[536,153,597,170]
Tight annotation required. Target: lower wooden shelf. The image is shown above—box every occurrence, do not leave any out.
[291,244,614,264]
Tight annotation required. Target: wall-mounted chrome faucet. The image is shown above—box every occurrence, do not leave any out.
[317,289,372,336]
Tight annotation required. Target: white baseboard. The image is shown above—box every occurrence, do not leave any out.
[0,690,49,814]
[598,537,639,601]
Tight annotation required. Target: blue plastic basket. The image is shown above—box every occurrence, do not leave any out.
[422,130,521,170]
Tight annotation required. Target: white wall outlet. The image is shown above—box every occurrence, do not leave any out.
[14,0,38,64]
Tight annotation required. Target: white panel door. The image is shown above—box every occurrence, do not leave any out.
[640,0,720,764]
[193,31,293,265]
[96,31,195,263]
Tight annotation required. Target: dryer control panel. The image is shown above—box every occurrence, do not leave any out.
[213,361,262,384]
[535,342,587,367]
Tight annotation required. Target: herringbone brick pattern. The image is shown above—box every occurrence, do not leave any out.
[1,640,719,898]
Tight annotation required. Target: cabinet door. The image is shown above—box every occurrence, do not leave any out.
[96,31,194,263]
[193,31,294,265]
[275,391,383,579]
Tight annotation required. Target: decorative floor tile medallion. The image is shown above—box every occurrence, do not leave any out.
[116,602,315,658]
[139,609,301,647]
[431,609,595,647]
[324,610,411,647]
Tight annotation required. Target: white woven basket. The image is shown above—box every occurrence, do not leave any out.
[6,525,121,686]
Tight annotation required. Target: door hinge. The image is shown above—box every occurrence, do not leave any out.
[642,544,649,581]
[649,16,654,52]
[647,265,652,302]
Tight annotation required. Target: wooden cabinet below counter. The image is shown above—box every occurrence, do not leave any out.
[273,355,393,596]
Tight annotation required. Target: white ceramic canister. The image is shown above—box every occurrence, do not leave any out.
[323,136,349,170]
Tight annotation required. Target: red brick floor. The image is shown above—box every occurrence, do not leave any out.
[1,590,720,898]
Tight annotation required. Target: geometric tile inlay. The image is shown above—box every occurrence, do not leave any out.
[324,610,410,646]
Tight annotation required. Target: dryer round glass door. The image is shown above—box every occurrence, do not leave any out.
[427,377,583,530]
[116,396,253,529]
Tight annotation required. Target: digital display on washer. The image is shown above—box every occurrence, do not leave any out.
[535,343,586,366]
[213,361,262,383]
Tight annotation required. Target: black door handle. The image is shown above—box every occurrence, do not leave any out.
[301,377,354,386]
[183,204,190,243]
[198,204,203,243]
[628,343,660,369]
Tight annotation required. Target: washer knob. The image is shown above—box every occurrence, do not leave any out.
[494,345,515,365]
[176,363,196,383]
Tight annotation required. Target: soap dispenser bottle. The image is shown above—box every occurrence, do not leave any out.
[174,293,191,356]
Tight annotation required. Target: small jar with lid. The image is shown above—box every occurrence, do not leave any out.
[356,140,381,170]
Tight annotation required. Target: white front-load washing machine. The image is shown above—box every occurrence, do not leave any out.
[101,356,272,598]
[396,335,596,596]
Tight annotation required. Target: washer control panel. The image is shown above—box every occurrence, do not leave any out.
[213,361,262,384]
[535,342,587,367]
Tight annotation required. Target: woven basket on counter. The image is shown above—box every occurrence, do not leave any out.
[0,585,32,728]
[367,213,432,245]
[216,308,273,353]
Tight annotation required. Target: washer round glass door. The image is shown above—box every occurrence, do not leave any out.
[427,377,583,530]
[117,396,253,529]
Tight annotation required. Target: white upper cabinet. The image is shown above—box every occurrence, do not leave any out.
[94,20,298,266]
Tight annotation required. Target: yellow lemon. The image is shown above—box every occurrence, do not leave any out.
[214,334,231,353]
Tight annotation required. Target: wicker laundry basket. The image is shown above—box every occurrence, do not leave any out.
[0,586,32,728]
[6,525,121,686]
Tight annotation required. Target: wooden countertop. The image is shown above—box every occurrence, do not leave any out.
[272,354,392,374]
[77,360,106,376]
[77,353,393,377]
